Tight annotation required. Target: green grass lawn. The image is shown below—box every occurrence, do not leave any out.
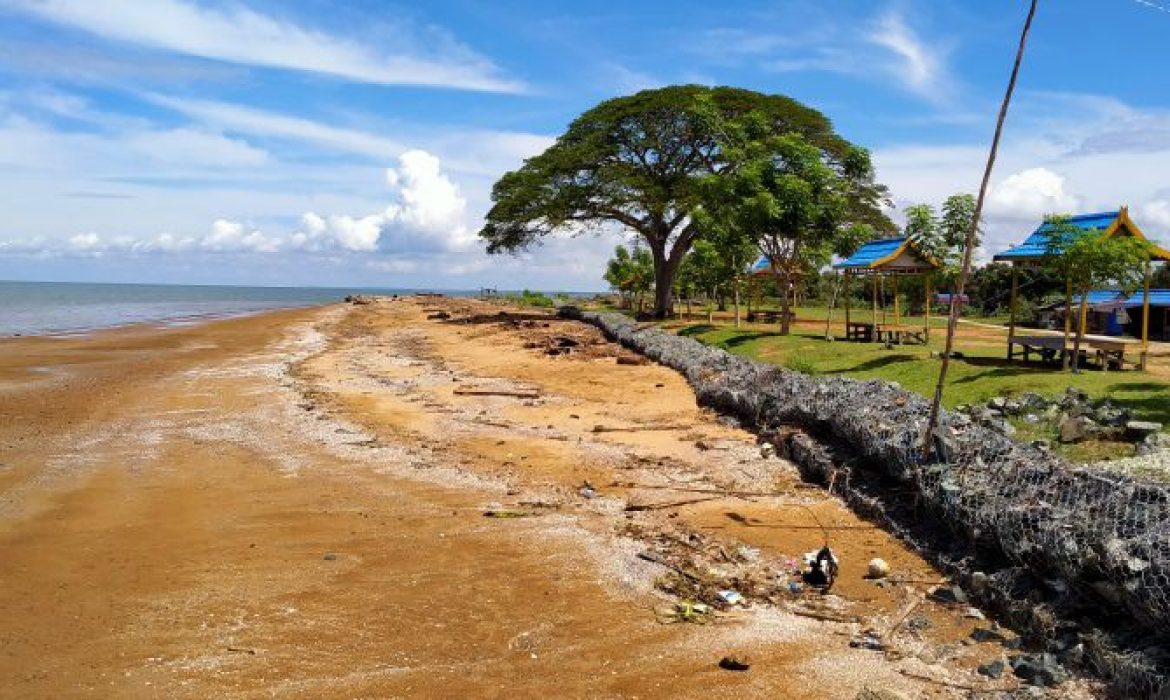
[666,318,1170,437]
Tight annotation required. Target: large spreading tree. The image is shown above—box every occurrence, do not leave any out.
[478,85,891,318]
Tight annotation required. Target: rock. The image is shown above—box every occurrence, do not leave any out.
[1061,387,1090,408]
[759,442,776,458]
[866,558,890,579]
[323,553,338,561]
[1010,653,1068,687]
[855,689,909,700]
[1059,414,1095,444]
[971,627,1005,643]
[718,655,750,671]
[988,396,1008,411]
[1024,413,1040,424]
[426,311,451,320]
[1094,403,1130,427]
[929,584,967,605]
[978,659,1005,679]
[1126,420,1164,439]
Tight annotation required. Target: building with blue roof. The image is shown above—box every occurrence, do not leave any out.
[993,207,1170,263]
[993,207,1170,368]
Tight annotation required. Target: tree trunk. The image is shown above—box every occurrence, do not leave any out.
[780,276,793,335]
[733,281,741,329]
[650,244,679,319]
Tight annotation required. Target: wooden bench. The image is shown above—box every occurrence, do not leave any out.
[876,324,926,345]
[1009,332,1138,370]
[747,310,795,324]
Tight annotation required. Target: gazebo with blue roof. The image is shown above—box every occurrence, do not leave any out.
[829,236,942,343]
[992,206,1170,369]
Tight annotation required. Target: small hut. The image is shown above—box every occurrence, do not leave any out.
[993,207,1170,369]
[831,237,942,343]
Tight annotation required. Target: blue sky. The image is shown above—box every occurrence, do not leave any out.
[1,0,1169,290]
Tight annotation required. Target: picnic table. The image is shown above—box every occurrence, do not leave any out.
[1009,331,1138,370]
[875,324,927,345]
[845,321,874,342]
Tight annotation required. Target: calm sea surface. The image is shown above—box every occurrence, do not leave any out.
[0,280,466,336]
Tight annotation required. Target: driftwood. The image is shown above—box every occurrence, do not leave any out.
[454,388,541,399]
[592,423,693,433]
[624,496,721,512]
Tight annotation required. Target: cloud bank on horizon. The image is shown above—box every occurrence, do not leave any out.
[1,0,1169,289]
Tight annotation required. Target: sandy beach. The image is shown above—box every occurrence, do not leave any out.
[0,296,1091,698]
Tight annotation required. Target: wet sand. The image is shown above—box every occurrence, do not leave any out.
[0,297,1095,698]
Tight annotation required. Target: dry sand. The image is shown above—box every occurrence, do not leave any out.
[0,297,1098,698]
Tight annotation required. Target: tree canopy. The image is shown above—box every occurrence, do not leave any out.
[603,243,654,311]
[1044,215,1152,371]
[479,84,892,318]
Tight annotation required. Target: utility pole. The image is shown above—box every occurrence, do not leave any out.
[922,0,1039,459]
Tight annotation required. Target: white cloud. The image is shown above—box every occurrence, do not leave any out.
[869,11,951,103]
[7,0,522,93]
[125,127,269,167]
[292,149,471,254]
[987,167,1080,220]
[1143,201,1170,230]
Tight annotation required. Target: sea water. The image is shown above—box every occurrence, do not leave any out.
[0,280,460,336]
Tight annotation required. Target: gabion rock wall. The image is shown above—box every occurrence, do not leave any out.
[562,307,1170,697]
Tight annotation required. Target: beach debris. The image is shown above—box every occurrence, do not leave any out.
[759,442,776,458]
[802,546,839,588]
[344,294,375,305]
[964,607,986,620]
[787,582,803,595]
[578,482,598,499]
[323,553,338,561]
[849,629,886,651]
[866,557,890,579]
[855,688,910,700]
[591,423,693,433]
[454,387,541,399]
[717,589,745,606]
[655,601,712,625]
[718,655,751,671]
[736,545,760,562]
[483,509,531,519]
[970,626,1006,644]
[426,311,451,320]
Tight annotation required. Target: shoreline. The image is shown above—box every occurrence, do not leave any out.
[0,295,1100,698]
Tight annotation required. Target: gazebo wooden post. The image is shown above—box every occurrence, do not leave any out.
[1141,260,1152,370]
[844,271,851,331]
[892,274,901,343]
[871,273,879,341]
[924,274,932,342]
[1007,265,1019,360]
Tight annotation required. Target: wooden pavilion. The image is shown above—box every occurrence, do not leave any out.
[992,207,1170,370]
[830,237,942,344]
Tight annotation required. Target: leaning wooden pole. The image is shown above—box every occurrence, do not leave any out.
[923,0,1038,459]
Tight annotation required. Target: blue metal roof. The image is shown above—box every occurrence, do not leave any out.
[993,211,1119,261]
[1122,289,1170,308]
[833,237,907,269]
[750,256,772,273]
[1073,289,1126,306]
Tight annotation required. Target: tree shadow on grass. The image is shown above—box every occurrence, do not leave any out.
[949,365,1039,384]
[841,354,919,372]
[677,324,717,337]
[1106,382,1170,424]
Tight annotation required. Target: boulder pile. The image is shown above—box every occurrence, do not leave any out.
[562,306,1170,697]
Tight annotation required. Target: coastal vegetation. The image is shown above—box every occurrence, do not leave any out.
[479,85,892,319]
